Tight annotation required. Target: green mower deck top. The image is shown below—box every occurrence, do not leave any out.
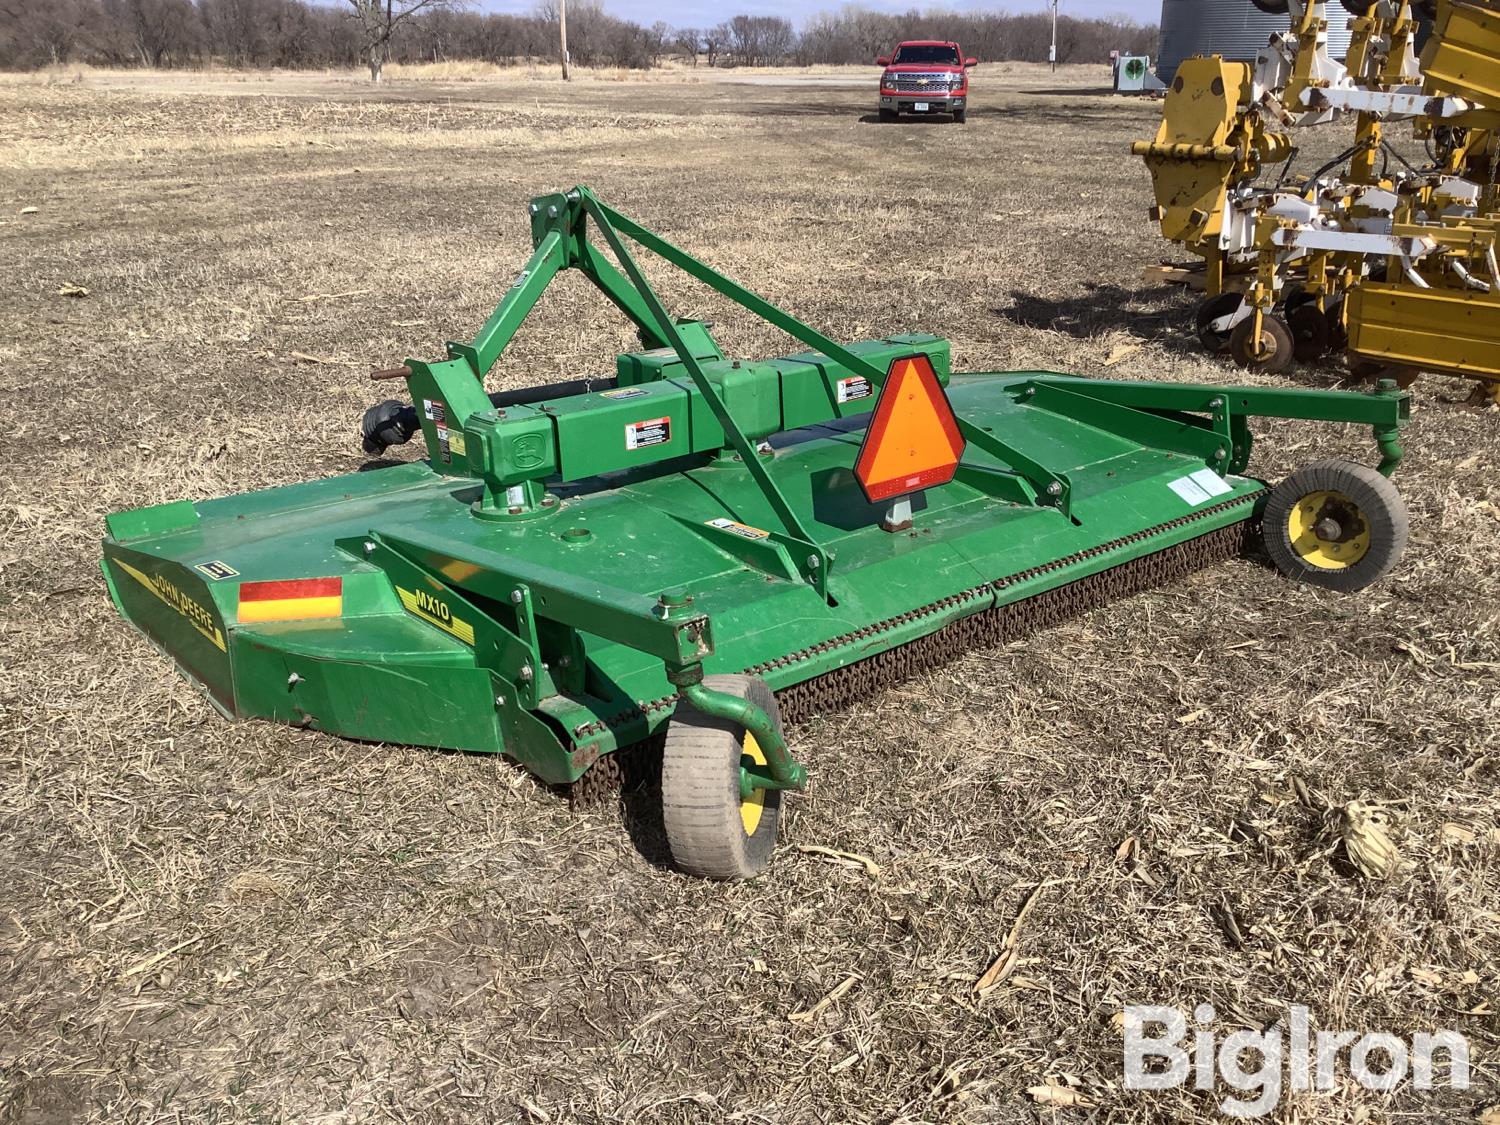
[102,187,1413,878]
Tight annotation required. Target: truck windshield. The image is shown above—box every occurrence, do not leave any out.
[893,45,959,65]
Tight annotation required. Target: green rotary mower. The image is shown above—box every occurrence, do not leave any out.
[102,187,1412,879]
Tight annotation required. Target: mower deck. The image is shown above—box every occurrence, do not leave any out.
[104,367,1269,784]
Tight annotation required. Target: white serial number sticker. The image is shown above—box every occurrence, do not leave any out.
[1169,468,1235,506]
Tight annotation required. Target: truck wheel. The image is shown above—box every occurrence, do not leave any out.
[879,108,896,122]
[953,109,967,124]
[1262,459,1407,592]
[661,675,784,880]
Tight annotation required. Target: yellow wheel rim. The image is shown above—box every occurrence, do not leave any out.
[1287,489,1371,570]
[740,732,767,836]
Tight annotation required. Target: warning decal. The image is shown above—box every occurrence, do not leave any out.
[706,517,770,540]
[625,416,671,451]
[836,375,872,403]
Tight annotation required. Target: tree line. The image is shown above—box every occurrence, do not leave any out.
[0,0,1156,75]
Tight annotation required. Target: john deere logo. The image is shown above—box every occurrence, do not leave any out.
[514,433,546,469]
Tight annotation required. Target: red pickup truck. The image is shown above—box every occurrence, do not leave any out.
[877,41,978,123]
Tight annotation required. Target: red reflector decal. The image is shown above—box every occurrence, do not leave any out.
[239,577,343,602]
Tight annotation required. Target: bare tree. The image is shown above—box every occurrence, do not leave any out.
[673,26,698,66]
[0,0,101,64]
[702,23,726,67]
[344,0,468,81]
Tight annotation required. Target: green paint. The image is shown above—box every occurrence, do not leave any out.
[101,188,1412,789]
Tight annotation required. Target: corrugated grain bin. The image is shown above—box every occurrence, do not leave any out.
[1157,0,1354,83]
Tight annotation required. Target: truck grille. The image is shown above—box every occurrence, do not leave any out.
[888,73,955,93]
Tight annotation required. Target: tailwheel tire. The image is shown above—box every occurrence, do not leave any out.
[1263,459,1408,592]
[661,674,784,880]
[1229,313,1294,374]
[1289,301,1332,362]
[1196,292,1244,354]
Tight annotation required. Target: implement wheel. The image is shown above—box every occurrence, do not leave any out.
[1263,459,1408,592]
[662,674,783,880]
[1229,313,1294,374]
[1196,292,1243,354]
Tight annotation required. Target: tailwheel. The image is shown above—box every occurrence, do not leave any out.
[1196,292,1243,354]
[1229,313,1294,374]
[661,674,783,880]
[1263,459,1408,592]
[1288,302,1331,363]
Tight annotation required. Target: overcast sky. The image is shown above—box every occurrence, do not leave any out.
[477,0,1157,32]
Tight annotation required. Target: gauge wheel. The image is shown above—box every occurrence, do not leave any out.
[1263,459,1408,592]
[661,674,784,880]
[1289,302,1332,362]
[1196,292,1244,354]
[1229,313,1295,373]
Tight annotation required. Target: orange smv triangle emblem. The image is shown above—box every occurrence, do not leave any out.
[853,354,966,503]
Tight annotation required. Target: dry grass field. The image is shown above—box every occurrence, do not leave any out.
[0,62,1497,1124]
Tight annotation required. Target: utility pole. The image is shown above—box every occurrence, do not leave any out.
[1050,0,1058,73]
[559,0,570,80]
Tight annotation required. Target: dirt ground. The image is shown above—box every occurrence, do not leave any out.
[0,61,1496,1124]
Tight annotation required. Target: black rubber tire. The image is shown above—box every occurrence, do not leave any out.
[1229,313,1295,374]
[1339,0,1373,13]
[1263,459,1408,592]
[1252,0,1291,12]
[661,674,783,880]
[1196,292,1244,354]
[953,108,967,124]
[879,108,896,122]
[1289,302,1332,362]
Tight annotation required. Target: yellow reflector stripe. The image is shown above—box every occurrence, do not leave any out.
[238,594,343,622]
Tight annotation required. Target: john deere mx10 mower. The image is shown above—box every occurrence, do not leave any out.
[103,187,1412,879]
